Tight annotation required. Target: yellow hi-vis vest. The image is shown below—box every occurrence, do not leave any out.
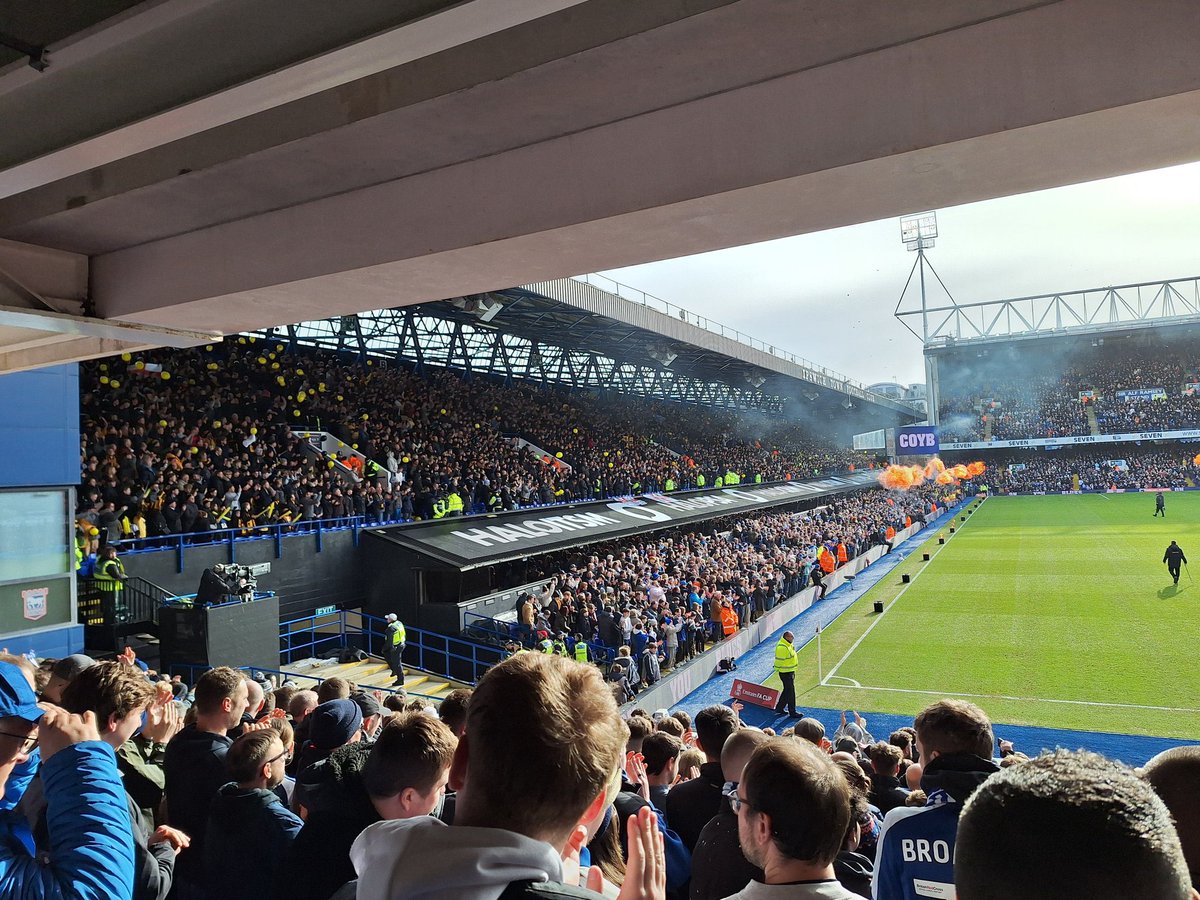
[388,621,407,646]
[773,637,799,675]
[94,558,125,593]
[574,641,589,663]
[447,492,464,513]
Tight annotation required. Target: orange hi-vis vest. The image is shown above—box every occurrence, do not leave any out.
[905,516,912,528]
[886,526,896,541]
[721,606,739,636]
[836,543,848,565]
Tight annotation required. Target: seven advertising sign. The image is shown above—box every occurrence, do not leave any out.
[896,425,940,455]
[942,428,1200,452]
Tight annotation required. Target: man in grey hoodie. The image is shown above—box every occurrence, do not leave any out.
[349,651,666,899]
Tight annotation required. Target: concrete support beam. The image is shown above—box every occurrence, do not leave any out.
[84,0,1200,333]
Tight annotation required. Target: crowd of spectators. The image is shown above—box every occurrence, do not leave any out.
[8,649,1200,899]
[494,485,949,700]
[936,332,1200,441]
[961,449,1200,492]
[77,342,880,542]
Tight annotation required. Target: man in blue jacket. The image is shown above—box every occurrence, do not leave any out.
[0,659,135,899]
[872,699,999,900]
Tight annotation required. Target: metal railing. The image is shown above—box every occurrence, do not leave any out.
[278,608,505,685]
[77,575,171,651]
[462,611,618,668]
[559,273,886,400]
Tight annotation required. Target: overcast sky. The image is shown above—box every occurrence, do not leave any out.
[597,160,1200,388]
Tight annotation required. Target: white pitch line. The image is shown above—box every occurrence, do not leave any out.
[822,498,983,686]
[825,675,862,688]
[834,682,1200,715]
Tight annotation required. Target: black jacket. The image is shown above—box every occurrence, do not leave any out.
[868,773,910,814]
[283,742,378,900]
[689,808,761,900]
[664,761,724,853]
[163,724,232,886]
[205,783,303,900]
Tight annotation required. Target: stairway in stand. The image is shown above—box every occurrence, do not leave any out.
[280,655,464,704]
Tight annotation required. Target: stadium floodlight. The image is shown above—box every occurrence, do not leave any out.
[900,211,937,251]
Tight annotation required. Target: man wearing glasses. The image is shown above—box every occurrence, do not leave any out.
[724,738,859,898]
[0,659,135,897]
[204,730,303,899]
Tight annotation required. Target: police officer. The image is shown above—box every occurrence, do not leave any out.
[551,632,568,657]
[384,613,407,683]
[573,633,591,664]
[93,544,129,623]
[1164,541,1188,585]
[772,630,801,718]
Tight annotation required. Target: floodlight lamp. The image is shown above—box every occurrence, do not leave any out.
[900,211,938,250]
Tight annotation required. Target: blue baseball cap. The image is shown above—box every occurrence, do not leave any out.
[0,661,43,723]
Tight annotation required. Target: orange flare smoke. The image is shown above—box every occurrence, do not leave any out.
[1194,453,1200,466]
[877,459,987,491]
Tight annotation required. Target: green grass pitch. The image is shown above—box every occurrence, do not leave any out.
[790,492,1200,740]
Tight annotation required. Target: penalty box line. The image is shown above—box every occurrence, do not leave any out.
[821,497,984,687]
[828,682,1200,716]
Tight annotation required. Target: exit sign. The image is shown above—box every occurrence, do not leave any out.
[314,605,337,617]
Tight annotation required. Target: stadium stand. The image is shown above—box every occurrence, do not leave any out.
[952,448,1200,493]
[936,324,1200,441]
[77,342,880,541]
[467,484,948,702]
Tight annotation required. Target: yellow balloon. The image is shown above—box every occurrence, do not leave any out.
[276,345,283,352]
[205,345,213,351]
[608,462,614,468]
[352,443,358,450]
[602,451,609,457]
[572,428,578,434]
[161,372,170,380]
[190,447,199,454]
[158,420,167,427]
[328,460,335,467]
[238,338,246,344]
[110,379,120,388]
[99,364,107,371]
[294,410,302,417]
[296,369,304,376]
[474,423,480,429]
[250,427,257,435]
[440,408,446,415]
[297,391,307,402]
[367,360,373,366]
[120,353,131,362]
[99,376,109,385]
[402,456,410,464]
[361,414,369,421]
[318,383,326,392]
[271,363,280,370]
[555,452,563,459]
[276,376,285,386]
[248,336,256,343]
[135,361,145,370]
[207,363,218,370]
[213,421,221,429]
[257,357,267,364]
[337,395,344,401]
[269,352,276,360]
